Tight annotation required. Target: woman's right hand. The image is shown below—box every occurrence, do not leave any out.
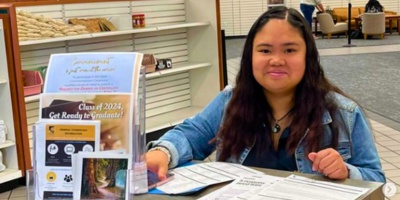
[146,150,169,180]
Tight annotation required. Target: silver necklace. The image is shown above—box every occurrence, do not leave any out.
[272,110,292,133]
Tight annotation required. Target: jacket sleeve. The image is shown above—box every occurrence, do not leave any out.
[346,106,386,183]
[147,86,232,168]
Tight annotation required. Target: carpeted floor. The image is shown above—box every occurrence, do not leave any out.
[321,53,400,123]
[315,33,400,49]
[225,36,400,123]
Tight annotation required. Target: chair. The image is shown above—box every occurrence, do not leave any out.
[361,12,386,39]
[317,13,348,39]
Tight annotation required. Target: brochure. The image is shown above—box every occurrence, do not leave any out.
[43,52,143,95]
[39,93,133,152]
[72,152,131,200]
[34,119,101,200]
[40,52,144,155]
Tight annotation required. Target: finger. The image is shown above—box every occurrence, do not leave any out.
[145,157,159,174]
[321,158,341,176]
[148,150,170,180]
[318,149,344,174]
[157,165,168,180]
[311,149,331,171]
[308,152,318,171]
[326,167,347,180]
[317,153,337,173]
[308,152,317,162]
[145,151,168,178]
[321,156,348,180]
[312,148,335,172]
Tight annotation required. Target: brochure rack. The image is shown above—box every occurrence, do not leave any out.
[26,61,147,200]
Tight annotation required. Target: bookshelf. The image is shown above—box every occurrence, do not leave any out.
[0,19,23,184]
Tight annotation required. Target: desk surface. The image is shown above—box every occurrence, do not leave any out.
[134,164,384,200]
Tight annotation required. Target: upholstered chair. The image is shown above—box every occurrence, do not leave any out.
[317,13,348,39]
[361,12,386,39]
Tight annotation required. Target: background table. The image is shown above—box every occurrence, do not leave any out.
[133,164,384,200]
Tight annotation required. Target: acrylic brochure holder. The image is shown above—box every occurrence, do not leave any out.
[26,64,147,200]
[130,68,148,195]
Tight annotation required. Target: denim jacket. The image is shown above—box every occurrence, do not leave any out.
[148,86,385,183]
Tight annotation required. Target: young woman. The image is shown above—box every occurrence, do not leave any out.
[146,6,385,183]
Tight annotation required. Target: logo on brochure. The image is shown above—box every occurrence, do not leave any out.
[82,144,94,152]
[64,144,75,155]
[46,171,57,182]
[64,174,73,183]
[47,144,59,155]
[48,126,55,134]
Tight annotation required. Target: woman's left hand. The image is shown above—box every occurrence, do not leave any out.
[308,148,349,180]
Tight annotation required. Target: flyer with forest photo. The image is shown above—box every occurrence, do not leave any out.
[72,152,131,200]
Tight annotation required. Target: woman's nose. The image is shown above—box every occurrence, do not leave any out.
[269,55,285,66]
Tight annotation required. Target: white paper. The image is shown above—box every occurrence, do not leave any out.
[155,162,264,194]
[245,174,370,200]
[198,174,283,200]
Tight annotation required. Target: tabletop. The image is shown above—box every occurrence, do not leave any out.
[133,163,384,200]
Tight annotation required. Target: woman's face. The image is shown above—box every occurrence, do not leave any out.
[252,19,306,96]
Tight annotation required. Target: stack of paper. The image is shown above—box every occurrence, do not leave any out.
[199,174,370,200]
[149,162,264,195]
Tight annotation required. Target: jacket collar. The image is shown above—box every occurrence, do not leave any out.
[322,109,333,125]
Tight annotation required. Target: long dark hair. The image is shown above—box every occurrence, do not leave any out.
[365,0,383,12]
[217,6,347,161]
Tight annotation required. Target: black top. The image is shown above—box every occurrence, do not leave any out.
[242,127,297,171]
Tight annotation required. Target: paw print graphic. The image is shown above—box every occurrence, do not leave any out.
[64,174,73,183]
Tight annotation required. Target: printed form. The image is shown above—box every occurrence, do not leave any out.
[242,175,370,200]
[154,162,264,194]
[198,174,283,200]
[153,162,370,200]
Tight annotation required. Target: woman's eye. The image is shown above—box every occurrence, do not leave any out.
[285,49,296,53]
[260,49,271,53]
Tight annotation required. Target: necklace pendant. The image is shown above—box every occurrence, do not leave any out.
[272,123,280,133]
